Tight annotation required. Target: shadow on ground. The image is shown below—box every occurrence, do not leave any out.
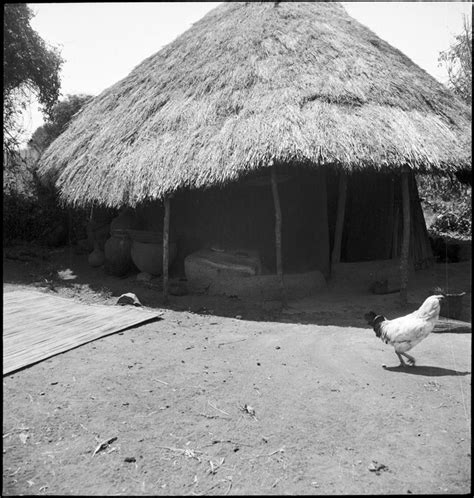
[3,243,472,330]
[382,365,471,377]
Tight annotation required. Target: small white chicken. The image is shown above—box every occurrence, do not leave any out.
[364,294,444,367]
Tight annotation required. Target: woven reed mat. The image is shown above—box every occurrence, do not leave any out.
[3,290,162,375]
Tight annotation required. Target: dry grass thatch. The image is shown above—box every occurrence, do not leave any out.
[38,1,471,207]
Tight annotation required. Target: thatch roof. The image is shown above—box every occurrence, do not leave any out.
[39,1,471,207]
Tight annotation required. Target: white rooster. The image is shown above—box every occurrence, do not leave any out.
[364,295,444,367]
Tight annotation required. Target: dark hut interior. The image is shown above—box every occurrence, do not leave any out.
[329,170,433,268]
[130,166,330,278]
[127,165,432,280]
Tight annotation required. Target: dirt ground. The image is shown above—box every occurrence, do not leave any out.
[2,244,472,495]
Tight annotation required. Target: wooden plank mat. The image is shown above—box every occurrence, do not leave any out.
[3,290,162,375]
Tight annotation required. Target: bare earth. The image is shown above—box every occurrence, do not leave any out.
[2,245,471,495]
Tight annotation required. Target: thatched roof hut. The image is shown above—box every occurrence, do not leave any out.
[38,1,471,303]
[39,1,470,207]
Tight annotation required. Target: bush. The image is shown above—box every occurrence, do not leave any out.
[416,174,471,239]
[3,180,89,247]
[429,193,471,237]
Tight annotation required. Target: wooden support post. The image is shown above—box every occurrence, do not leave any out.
[385,176,395,260]
[270,165,285,303]
[399,167,411,305]
[391,205,400,259]
[163,196,171,304]
[331,172,348,266]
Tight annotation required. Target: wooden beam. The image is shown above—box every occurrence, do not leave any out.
[391,205,400,259]
[162,196,171,304]
[270,165,285,303]
[384,176,395,260]
[399,167,411,305]
[331,172,348,265]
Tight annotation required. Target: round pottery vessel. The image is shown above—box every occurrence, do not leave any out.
[88,245,105,267]
[131,240,177,276]
[128,229,163,244]
[104,229,133,276]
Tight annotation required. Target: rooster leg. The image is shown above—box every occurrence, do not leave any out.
[395,352,407,367]
[401,352,415,366]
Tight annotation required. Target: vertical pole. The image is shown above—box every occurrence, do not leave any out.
[385,176,395,260]
[391,206,400,259]
[270,164,285,303]
[163,196,171,304]
[399,167,411,305]
[331,171,347,266]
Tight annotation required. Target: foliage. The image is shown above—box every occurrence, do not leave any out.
[438,15,472,105]
[417,174,471,239]
[3,176,91,247]
[3,4,63,160]
[3,185,64,244]
[3,148,38,198]
[4,93,95,246]
[29,94,93,153]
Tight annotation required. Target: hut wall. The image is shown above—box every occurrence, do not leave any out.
[327,170,433,267]
[129,168,432,277]
[279,168,330,276]
[157,168,331,277]
[339,171,397,262]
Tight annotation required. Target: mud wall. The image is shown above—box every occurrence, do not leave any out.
[326,170,433,267]
[138,167,331,277]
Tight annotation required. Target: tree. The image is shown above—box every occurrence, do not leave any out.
[29,94,93,153]
[3,4,64,161]
[438,15,472,105]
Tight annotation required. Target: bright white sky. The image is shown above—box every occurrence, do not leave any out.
[19,1,472,144]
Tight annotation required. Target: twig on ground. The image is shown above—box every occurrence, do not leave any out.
[208,401,230,416]
[224,477,233,495]
[92,436,118,456]
[190,482,221,495]
[155,379,169,385]
[157,446,203,461]
[198,413,227,420]
[9,467,21,477]
[218,339,247,347]
[253,447,285,458]
[207,458,225,475]
[203,439,253,447]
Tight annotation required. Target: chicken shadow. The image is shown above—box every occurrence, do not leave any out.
[382,365,470,377]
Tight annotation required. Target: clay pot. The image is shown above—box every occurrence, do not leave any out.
[87,220,110,251]
[127,229,162,244]
[88,242,105,267]
[110,209,140,232]
[104,229,133,276]
[131,240,177,276]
